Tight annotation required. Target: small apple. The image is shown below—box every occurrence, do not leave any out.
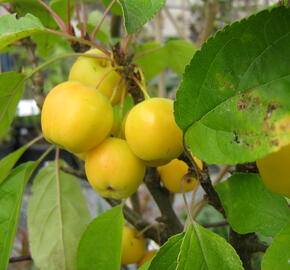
[41,81,113,153]
[125,98,183,162]
[121,226,146,265]
[85,138,146,199]
[138,250,158,266]
[157,158,203,193]
[256,143,290,198]
[69,49,126,105]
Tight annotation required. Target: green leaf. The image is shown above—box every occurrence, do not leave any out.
[10,0,73,29]
[134,40,196,81]
[118,0,166,34]
[27,162,91,270]
[11,0,55,28]
[0,72,25,140]
[0,13,45,50]
[176,223,244,270]
[0,145,29,184]
[165,40,196,75]
[134,42,168,81]
[148,232,185,270]
[216,173,290,237]
[262,223,290,270]
[77,206,124,270]
[0,161,37,270]
[138,261,151,270]
[174,7,290,165]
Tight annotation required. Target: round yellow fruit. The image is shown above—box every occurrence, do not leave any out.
[256,144,290,198]
[157,158,202,193]
[125,98,183,162]
[41,81,113,153]
[138,250,158,266]
[68,49,125,105]
[121,226,146,265]
[85,138,146,199]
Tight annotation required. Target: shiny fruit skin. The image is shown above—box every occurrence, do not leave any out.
[121,226,146,265]
[158,158,202,193]
[125,98,183,162]
[256,144,290,198]
[85,138,146,199]
[68,49,125,105]
[138,250,157,266]
[41,81,113,153]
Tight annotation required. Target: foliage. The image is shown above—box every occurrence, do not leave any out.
[0,1,289,270]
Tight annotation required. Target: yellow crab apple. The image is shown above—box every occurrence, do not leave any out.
[85,138,146,199]
[256,143,290,198]
[125,98,183,162]
[138,250,158,266]
[41,81,113,153]
[68,48,126,105]
[121,226,146,265]
[158,158,203,193]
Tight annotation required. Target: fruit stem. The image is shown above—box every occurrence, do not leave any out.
[25,134,43,148]
[132,76,150,100]
[95,66,123,89]
[37,145,55,164]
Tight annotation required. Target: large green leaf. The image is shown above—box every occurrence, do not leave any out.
[27,162,91,270]
[176,223,244,270]
[0,161,37,270]
[262,223,290,270]
[174,7,290,165]
[0,72,25,140]
[118,0,166,34]
[0,145,29,184]
[77,205,124,270]
[216,173,290,237]
[148,232,185,270]
[0,13,45,50]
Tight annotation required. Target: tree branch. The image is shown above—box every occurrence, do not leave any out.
[9,255,32,264]
[105,198,168,245]
[144,168,183,237]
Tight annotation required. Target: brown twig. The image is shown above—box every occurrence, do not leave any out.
[144,168,183,237]
[37,0,69,33]
[9,255,32,264]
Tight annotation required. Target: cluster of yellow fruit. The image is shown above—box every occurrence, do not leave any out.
[41,48,202,199]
